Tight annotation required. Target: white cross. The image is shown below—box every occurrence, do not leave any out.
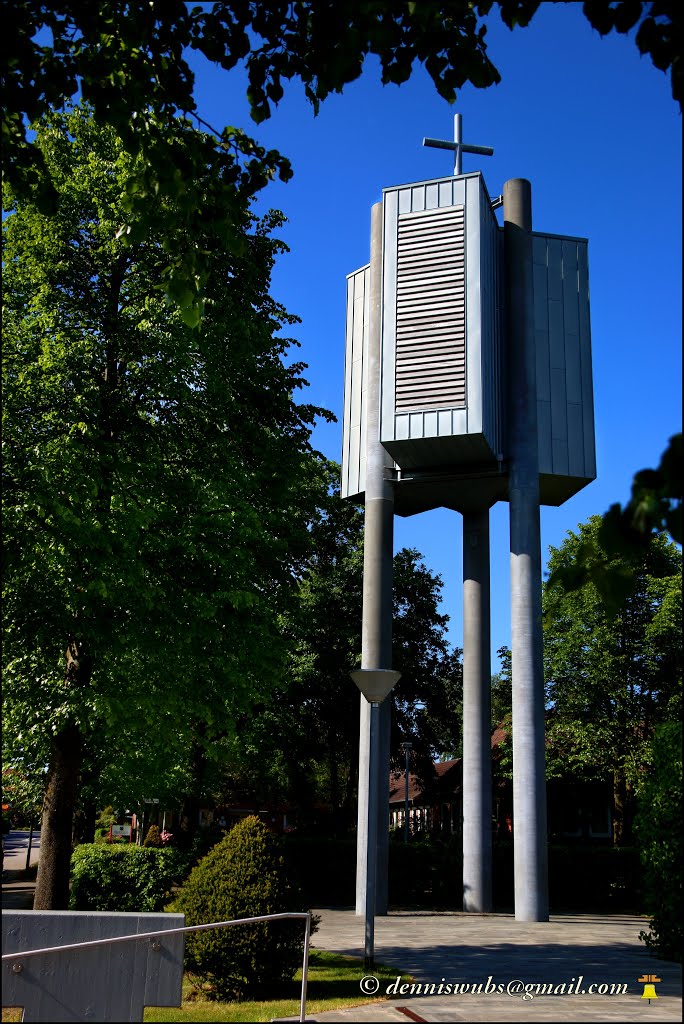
[423,114,494,176]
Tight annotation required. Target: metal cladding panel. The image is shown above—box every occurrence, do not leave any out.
[465,178,482,434]
[479,193,505,460]
[532,233,596,490]
[340,264,370,499]
[2,911,184,1021]
[380,173,500,470]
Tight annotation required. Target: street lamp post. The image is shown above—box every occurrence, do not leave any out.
[351,669,401,968]
[400,742,412,843]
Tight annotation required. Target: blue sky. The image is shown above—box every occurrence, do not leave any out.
[188,4,681,663]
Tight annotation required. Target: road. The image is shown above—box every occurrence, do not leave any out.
[2,828,41,874]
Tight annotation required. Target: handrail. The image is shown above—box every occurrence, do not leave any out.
[2,910,313,1023]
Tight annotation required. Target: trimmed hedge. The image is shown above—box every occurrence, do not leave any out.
[70,844,182,912]
[172,816,308,1001]
[280,836,642,912]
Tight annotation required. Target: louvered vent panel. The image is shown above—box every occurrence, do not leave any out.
[395,207,466,411]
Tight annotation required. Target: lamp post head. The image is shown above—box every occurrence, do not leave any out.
[350,669,401,704]
[400,742,412,753]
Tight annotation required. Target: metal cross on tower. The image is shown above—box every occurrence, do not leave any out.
[423,113,494,175]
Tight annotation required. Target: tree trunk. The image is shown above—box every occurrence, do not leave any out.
[34,638,92,909]
[177,725,207,851]
[327,729,341,835]
[33,723,84,909]
[613,772,636,846]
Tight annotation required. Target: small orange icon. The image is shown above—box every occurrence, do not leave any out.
[637,974,661,1002]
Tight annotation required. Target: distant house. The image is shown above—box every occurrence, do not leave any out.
[389,757,462,835]
[388,726,613,841]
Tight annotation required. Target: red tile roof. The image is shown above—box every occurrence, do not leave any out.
[389,731,508,806]
[388,758,462,805]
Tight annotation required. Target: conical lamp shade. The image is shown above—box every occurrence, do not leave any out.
[351,669,401,704]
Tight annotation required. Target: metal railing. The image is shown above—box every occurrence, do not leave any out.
[2,910,313,1023]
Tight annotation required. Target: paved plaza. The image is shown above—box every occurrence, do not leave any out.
[298,908,682,1022]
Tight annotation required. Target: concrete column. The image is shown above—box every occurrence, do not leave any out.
[356,200,395,917]
[375,698,391,914]
[355,694,392,917]
[356,696,371,916]
[504,177,549,922]
[462,507,493,912]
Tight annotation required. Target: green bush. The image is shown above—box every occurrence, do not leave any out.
[635,722,682,962]
[172,816,309,1001]
[70,844,181,912]
[143,824,162,847]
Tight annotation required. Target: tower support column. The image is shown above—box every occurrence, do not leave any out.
[356,201,395,918]
[462,506,492,913]
[504,177,549,922]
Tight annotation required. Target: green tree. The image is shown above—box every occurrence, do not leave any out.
[221,473,459,830]
[545,434,682,610]
[2,105,330,908]
[490,645,512,731]
[4,3,679,322]
[1,763,45,829]
[542,516,682,844]
[634,722,682,962]
[416,647,464,762]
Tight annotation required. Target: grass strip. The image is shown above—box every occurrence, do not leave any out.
[143,950,407,1022]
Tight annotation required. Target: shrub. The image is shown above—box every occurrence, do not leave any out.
[635,722,682,962]
[143,824,162,847]
[172,815,309,1001]
[70,844,181,912]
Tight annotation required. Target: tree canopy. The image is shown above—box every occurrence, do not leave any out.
[4,2,680,323]
[2,104,332,904]
[219,473,462,831]
[542,515,681,843]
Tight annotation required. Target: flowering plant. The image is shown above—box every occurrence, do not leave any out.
[160,830,173,845]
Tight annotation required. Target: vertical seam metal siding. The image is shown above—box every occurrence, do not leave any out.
[341,264,370,498]
[382,190,399,440]
[531,232,595,483]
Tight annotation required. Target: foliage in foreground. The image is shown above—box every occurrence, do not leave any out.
[5,7,680,269]
[635,722,683,962]
[172,817,309,1001]
[69,844,182,912]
